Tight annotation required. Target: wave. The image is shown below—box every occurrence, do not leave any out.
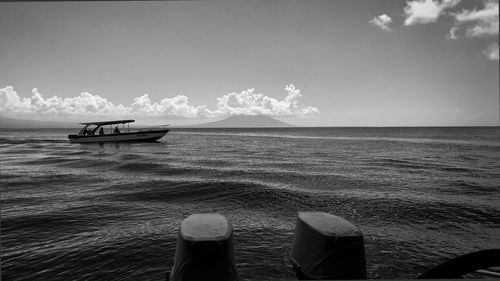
[173,131,500,147]
[118,153,148,161]
[104,178,499,228]
[3,178,498,281]
[20,156,85,166]
[442,180,499,196]
[2,127,499,280]
[0,137,68,145]
[370,158,430,170]
[2,204,126,241]
[369,157,480,175]
[116,162,166,173]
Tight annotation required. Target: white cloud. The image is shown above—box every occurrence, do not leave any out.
[0,87,129,119]
[0,86,32,113]
[483,42,499,60]
[404,0,460,26]
[0,85,319,120]
[447,26,459,39]
[454,0,499,38]
[455,1,498,22]
[130,94,214,119]
[214,84,319,117]
[376,0,497,60]
[449,0,498,60]
[465,22,499,37]
[370,14,393,31]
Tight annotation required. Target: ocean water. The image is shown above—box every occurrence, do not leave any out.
[1,127,499,280]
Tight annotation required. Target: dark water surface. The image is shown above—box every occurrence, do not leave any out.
[1,127,499,280]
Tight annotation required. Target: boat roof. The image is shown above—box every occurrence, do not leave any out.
[79,119,135,126]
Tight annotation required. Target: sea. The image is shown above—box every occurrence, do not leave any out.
[1,127,499,280]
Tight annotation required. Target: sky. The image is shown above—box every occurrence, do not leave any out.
[0,0,498,126]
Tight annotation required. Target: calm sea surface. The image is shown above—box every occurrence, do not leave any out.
[1,127,499,280]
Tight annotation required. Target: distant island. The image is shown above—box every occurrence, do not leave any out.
[187,115,293,128]
[0,116,78,129]
[0,115,293,129]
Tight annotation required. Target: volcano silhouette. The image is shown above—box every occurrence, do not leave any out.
[193,115,293,128]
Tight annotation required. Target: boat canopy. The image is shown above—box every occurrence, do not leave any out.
[79,120,135,126]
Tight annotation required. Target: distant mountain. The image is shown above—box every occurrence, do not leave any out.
[190,115,293,128]
[0,116,78,128]
[0,115,293,129]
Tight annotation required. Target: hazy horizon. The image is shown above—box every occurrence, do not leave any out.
[1,0,498,126]
[2,114,499,129]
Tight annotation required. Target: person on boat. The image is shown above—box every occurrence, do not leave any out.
[99,127,105,135]
[114,126,120,134]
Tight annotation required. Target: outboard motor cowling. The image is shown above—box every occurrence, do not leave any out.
[169,213,238,281]
[290,212,367,280]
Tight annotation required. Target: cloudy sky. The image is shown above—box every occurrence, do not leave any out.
[0,0,498,126]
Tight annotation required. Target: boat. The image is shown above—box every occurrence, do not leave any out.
[67,119,169,143]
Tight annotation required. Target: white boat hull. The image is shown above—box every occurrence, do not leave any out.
[68,130,169,143]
